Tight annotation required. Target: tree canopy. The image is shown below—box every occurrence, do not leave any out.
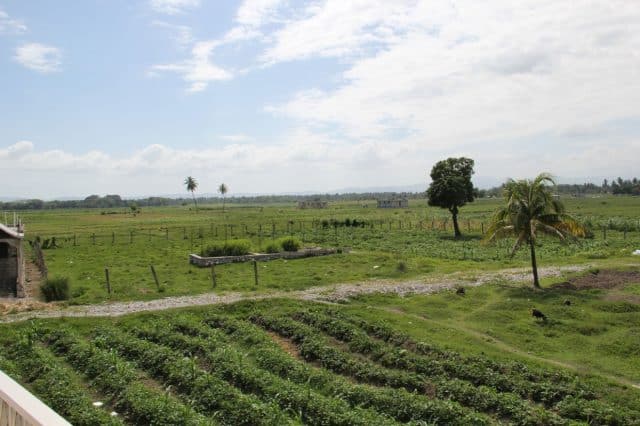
[426,157,476,237]
[484,173,585,288]
[184,176,198,210]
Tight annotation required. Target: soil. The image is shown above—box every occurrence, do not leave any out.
[552,269,640,290]
[265,331,303,361]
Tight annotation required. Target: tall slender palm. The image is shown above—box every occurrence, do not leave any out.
[484,173,585,288]
[184,176,198,211]
[218,183,228,212]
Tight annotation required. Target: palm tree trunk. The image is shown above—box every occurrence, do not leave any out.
[529,239,540,288]
[450,206,461,238]
[192,192,198,211]
[222,197,225,213]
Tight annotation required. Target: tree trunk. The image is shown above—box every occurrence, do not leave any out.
[450,206,462,238]
[529,239,540,288]
[222,196,226,213]
[192,192,198,211]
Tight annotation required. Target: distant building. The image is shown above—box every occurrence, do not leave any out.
[0,219,25,297]
[297,200,328,209]
[377,198,409,208]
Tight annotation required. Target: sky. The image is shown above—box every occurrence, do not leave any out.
[1,0,639,199]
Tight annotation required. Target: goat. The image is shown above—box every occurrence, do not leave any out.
[531,308,546,321]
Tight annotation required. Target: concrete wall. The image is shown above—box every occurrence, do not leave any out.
[0,242,17,296]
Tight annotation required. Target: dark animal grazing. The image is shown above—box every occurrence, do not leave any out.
[563,300,571,306]
[456,287,466,295]
[531,308,546,321]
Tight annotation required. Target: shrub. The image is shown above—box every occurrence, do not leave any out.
[264,242,281,254]
[40,277,70,302]
[202,239,251,257]
[277,236,302,252]
[396,261,408,273]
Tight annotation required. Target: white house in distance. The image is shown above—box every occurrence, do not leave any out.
[0,218,25,298]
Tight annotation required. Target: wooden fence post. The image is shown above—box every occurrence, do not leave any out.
[73,233,77,246]
[105,267,111,296]
[211,264,217,288]
[91,233,96,245]
[112,232,115,244]
[253,260,259,286]
[150,265,160,291]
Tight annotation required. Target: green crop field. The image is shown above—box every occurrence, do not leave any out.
[1,295,639,425]
[1,195,640,425]
[14,196,640,304]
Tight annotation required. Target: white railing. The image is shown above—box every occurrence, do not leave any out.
[0,370,70,426]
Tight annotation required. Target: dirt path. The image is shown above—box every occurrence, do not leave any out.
[0,264,588,324]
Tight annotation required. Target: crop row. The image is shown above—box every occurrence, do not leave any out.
[43,329,214,426]
[196,314,494,425]
[248,313,564,424]
[292,309,586,405]
[127,321,398,426]
[335,309,586,387]
[332,311,640,424]
[6,339,123,426]
[90,326,291,426]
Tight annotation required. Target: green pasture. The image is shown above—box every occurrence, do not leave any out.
[1,282,639,424]
[15,196,640,304]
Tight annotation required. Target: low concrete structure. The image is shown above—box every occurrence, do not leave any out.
[0,369,70,425]
[377,198,408,208]
[0,222,25,298]
[297,200,328,209]
[190,247,346,267]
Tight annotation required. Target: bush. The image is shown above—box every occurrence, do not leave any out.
[202,239,251,257]
[278,237,302,252]
[40,277,70,302]
[264,242,281,254]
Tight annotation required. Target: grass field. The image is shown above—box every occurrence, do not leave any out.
[1,288,639,425]
[15,196,640,304]
[1,195,639,424]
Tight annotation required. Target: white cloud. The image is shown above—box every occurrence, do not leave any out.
[149,0,200,15]
[0,8,27,34]
[14,43,62,73]
[151,40,232,92]
[267,0,640,150]
[152,20,194,47]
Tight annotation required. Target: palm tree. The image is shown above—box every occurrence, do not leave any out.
[218,183,228,212]
[184,176,198,211]
[484,173,585,288]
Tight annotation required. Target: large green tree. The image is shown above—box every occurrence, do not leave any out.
[427,157,475,238]
[184,176,198,211]
[484,173,585,288]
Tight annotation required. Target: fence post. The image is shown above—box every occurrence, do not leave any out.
[129,230,133,243]
[91,233,96,245]
[73,233,77,246]
[150,265,160,291]
[481,222,484,234]
[166,228,169,240]
[112,232,115,244]
[253,260,259,286]
[105,267,111,296]
[211,264,217,288]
